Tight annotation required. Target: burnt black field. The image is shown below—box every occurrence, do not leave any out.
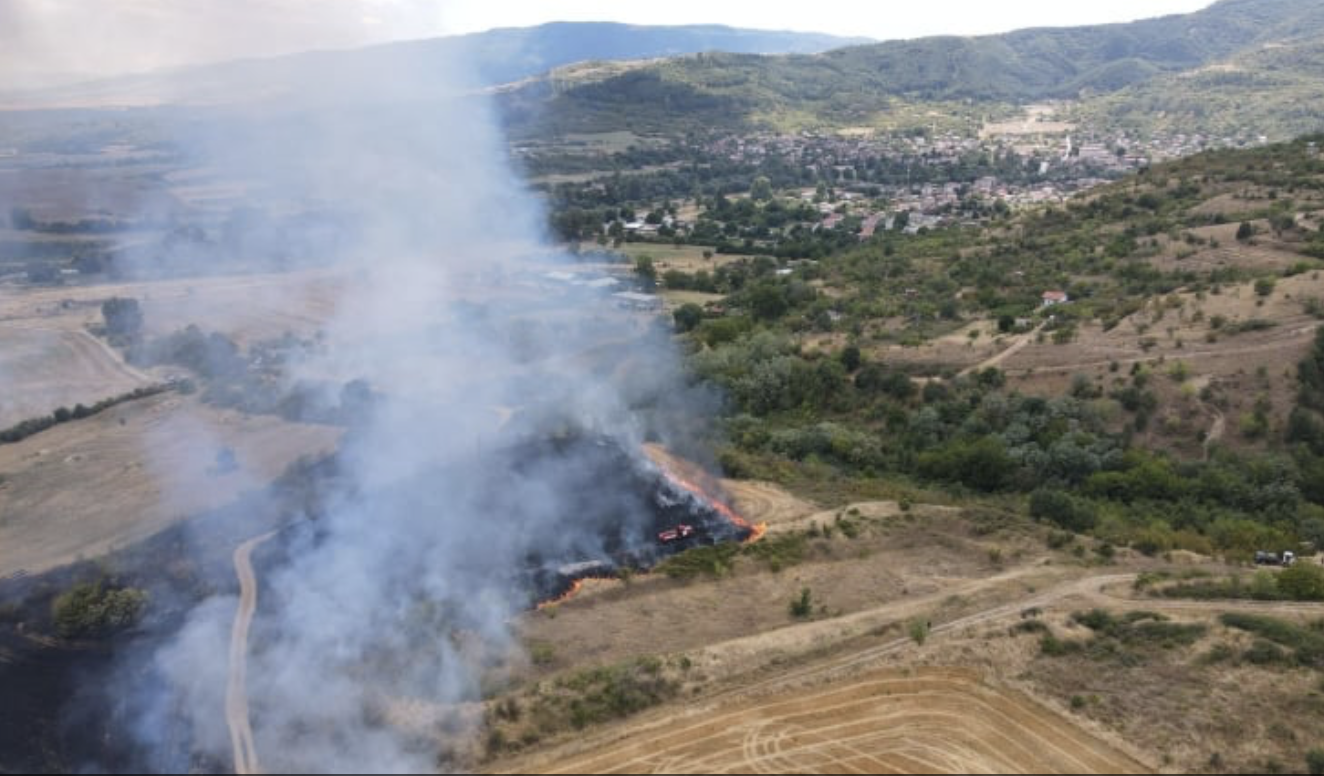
[503,434,749,602]
[0,433,742,773]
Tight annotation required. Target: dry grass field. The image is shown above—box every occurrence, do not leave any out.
[481,468,1324,774]
[515,668,1145,774]
[0,392,341,580]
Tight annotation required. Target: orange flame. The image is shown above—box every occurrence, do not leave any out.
[533,447,767,610]
[656,467,768,545]
[537,578,586,610]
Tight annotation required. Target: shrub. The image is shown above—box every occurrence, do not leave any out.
[101,297,143,341]
[1030,490,1097,533]
[673,303,704,333]
[555,659,677,730]
[909,619,930,646]
[839,345,862,372]
[1278,564,1324,602]
[52,582,148,639]
[789,588,814,619]
[1306,749,1324,776]
[917,437,1015,492]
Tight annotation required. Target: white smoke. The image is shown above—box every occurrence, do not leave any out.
[90,14,705,776]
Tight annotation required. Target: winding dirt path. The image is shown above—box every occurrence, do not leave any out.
[227,532,274,776]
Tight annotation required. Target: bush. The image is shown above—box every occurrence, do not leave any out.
[52,582,148,639]
[839,345,862,373]
[1221,613,1324,669]
[1245,640,1291,666]
[101,297,143,342]
[1278,565,1324,602]
[909,619,930,646]
[917,437,1015,492]
[1030,490,1097,533]
[855,363,915,400]
[673,303,704,333]
[554,658,677,730]
[1306,749,1324,776]
[789,588,814,619]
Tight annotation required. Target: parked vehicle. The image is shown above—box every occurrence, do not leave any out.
[658,524,697,544]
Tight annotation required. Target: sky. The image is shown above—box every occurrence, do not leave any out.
[0,0,1217,82]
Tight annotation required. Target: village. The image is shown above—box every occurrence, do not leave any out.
[539,103,1282,256]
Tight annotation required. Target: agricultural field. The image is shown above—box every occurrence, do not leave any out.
[0,391,341,580]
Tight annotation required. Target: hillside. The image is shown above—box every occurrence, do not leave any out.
[652,134,1324,559]
[1077,36,1324,141]
[503,0,1324,136]
[0,23,870,110]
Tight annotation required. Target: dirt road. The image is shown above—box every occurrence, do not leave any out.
[227,532,274,776]
[504,565,1324,774]
[959,323,1044,377]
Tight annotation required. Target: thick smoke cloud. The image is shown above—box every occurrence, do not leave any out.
[97,17,708,776]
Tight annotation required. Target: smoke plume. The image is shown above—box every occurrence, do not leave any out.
[50,13,715,776]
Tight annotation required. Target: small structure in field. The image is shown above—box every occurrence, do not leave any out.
[1041,290,1070,308]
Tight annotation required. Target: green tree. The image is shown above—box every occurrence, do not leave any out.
[52,582,148,639]
[1236,222,1255,242]
[750,283,789,321]
[673,303,704,333]
[918,438,1015,492]
[750,176,774,203]
[662,269,691,290]
[634,256,657,287]
[1030,489,1098,533]
[101,297,143,341]
[840,345,862,373]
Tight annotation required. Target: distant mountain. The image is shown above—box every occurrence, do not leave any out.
[0,23,871,109]
[501,0,1324,137]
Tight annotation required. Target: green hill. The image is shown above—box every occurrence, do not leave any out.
[0,23,870,109]
[504,0,1324,136]
[1077,37,1324,141]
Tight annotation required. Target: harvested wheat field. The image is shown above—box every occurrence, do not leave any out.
[509,668,1145,775]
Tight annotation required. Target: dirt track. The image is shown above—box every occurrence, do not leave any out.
[527,668,1145,775]
[959,323,1045,377]
[227,532,273,776]
[505,558,1324,775]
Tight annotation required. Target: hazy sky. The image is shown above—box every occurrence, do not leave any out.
[0,0,1216,81]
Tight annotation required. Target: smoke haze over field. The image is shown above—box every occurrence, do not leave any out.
[15,11,714,774]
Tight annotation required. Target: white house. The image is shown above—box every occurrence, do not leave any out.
[1042,290,1070,307]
